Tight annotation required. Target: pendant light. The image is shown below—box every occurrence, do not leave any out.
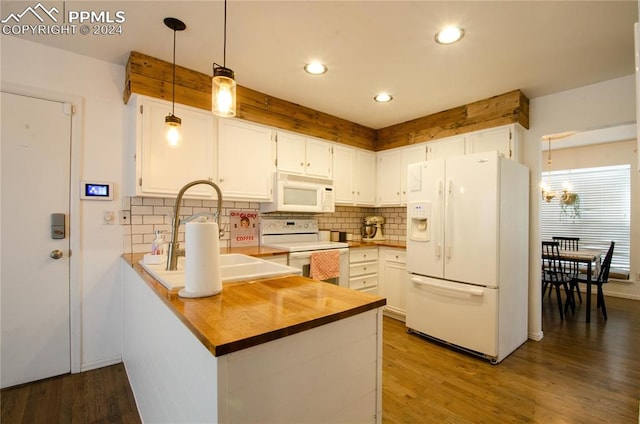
[212,0,236,117]
[164,17,186,147]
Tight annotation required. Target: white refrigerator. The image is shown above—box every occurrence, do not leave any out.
[405,151,529,364]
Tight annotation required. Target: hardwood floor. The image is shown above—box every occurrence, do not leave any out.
[2,295,638,423]
[1,363,140,424]
[383,295,640,424]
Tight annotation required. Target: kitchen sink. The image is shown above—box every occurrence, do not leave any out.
[138,254,300,291]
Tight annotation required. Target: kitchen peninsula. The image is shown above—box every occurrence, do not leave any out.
[121,253,386,424]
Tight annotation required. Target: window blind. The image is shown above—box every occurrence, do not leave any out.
[540,164,630,271]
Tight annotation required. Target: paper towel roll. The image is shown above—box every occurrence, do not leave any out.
[179,221,222,298]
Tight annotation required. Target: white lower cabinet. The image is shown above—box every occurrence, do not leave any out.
[349,247,378,294]
[122,262,383,424]
[378,248,407,321]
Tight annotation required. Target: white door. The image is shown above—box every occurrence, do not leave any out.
[276,132,306,175]
[218,119,274,200]
[332,144,355,204]
[444,152,498,286]
[406,159,445,279]
[305,138,332,179]
[406,275,498,358]
[1,92,72,388]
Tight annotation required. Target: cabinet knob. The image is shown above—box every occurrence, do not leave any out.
[300,162,304,166]
[307,163,311,167]
[219,178,224,183]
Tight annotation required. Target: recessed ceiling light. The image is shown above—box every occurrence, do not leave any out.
[435,25,465,45]
[304,62,327,75]
[374,93,393,103]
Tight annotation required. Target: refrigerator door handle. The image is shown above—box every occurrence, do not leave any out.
[411,276,484,297]
[436,179,443,258]
[446,179,454,259]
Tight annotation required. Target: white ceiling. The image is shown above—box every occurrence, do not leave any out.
[2,1,637,129]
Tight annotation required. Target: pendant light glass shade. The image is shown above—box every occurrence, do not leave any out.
[165,113,182,147]
[163,17,186,147]
[212,65,236,117]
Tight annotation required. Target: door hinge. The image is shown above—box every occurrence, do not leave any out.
[139,105,143,114]
[138,178,142,186]
[509,129,512,140]
[275,158,278,167]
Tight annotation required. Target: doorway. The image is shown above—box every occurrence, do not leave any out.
[1,91,75,388]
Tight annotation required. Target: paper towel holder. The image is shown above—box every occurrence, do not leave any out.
[167,180,223,271]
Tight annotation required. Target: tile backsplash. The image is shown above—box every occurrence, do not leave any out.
[123,197,406,254]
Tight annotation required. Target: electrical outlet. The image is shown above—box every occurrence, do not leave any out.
[103,210,115,225]
[120,210,131,225]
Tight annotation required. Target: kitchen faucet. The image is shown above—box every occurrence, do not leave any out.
[166,180,223,271]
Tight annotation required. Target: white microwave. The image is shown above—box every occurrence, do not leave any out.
[260,172,335,213]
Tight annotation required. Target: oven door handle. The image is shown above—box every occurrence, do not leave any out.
[289,252,312,259]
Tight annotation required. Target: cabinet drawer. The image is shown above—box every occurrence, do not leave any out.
[350,262,377,277]
[383,250,406,264]
[349,275,378,290]
[350,248,378,263]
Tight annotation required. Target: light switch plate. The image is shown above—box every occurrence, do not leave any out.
[103,210,115,225]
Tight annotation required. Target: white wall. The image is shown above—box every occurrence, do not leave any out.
[1,36,126,370]
[524,74,637,339]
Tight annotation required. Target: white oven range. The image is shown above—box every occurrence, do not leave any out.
[260,218,349,286]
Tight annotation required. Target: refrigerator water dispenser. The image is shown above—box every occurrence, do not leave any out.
[408,202,430,241]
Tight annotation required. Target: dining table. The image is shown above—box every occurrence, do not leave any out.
[556,248,603,323]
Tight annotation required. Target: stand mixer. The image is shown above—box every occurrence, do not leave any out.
[362,216,385,241]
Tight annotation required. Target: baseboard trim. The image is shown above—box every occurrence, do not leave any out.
[80,355,122,373]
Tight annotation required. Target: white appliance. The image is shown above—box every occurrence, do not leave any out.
[260,218,349,286]
[260,172,335,213]
[362,216,385,241]
[405,151,529,364]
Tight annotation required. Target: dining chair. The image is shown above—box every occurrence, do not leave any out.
[552,236,581,303]
[570,241,615,320]
[542,241,575,320]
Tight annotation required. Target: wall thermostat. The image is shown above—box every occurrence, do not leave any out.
[80,181,113,200]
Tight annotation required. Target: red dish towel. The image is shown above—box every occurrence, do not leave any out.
[310,250,340,281]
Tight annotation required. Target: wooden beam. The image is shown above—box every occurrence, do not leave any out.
[124,52,530,153]
[375,90,530,151]
[124,51,376,150]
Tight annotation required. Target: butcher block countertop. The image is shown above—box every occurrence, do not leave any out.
[122,253,386,357]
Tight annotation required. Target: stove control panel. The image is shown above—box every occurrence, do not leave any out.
[261,218,319,235]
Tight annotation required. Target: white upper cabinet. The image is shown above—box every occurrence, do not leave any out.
[426,135,466,161]
[401,145,428,204]
[354,149,376,206]
[377,144,427,206]
[217,119,275,201]
[332,144,356,204]
[124,95,216,198]
[376,149,403,206]
[333,145,376,206]
[276,132,333,179]
[465,124,522,161]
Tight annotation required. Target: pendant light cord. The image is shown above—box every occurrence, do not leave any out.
[223,0,227,67]
[172,27,177,115]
